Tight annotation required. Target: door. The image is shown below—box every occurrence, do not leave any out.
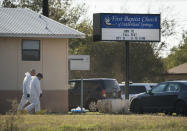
[162,82,180,111]
[141,82,168,112]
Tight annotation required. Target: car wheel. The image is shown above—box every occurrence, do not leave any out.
[176,101,187,116]
[88,100,97,112]
[132,100,143,114]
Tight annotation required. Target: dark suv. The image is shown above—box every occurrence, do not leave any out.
[129,81,187,115]
[68,78,120,112]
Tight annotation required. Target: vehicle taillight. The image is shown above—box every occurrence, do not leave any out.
[102,90,106,97]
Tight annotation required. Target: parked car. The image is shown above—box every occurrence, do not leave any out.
[68,78,121,112]
[119,83,157,99]
[129,80,187,115]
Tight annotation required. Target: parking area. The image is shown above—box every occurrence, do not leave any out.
[68,79,187,116]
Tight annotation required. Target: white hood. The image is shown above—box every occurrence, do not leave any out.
[25,72,30,76]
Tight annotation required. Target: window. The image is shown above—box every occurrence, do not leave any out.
[69,82,76,89]
[74,81,81,90]
[103,80,119,92]
[129,86,146,94]
[84,81,99,88]
[22,40,40,61]
[180,83,187,91]
[152,83,167,93]
[166,83,180,92]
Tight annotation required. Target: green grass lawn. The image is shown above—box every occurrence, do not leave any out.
[1,113,187,131]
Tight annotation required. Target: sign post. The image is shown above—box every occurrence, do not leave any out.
[93,13,161,112]
[125,42,129,100]
[68,55,90,113]
[81,76,83,112]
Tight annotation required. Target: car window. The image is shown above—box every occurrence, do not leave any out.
[120,85,146,94]
[152,83,167,93]
[130,86,146,94]
[180,83,187,91]
[84,81,102,91]
[74,81,81,89]
[103,80,119,92]
[182,86,187,91]
[166,83,180,92]
[183,82,187,86]
[69,81,76,89]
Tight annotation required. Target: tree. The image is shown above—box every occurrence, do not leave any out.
[151,17,176,54]
[71,41,165,83]
[2,0,17,8]
[69,19,93,53]
[164,32,187,69]
[48,0,87,28]
[1,0,87,28]
[129,43,165,82]
[71,42,124,81]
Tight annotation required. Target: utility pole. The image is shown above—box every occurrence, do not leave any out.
[43,0,49,17]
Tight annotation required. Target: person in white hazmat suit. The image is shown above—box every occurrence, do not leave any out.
[25,73,43,113]
[18,69,36,111]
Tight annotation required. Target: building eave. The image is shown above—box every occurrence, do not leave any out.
[0,33,85,39]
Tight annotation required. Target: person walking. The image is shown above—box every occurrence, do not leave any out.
[25,73,43,113]
[18,69,36,111]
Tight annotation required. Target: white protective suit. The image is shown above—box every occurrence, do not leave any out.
[18,72,31,110]
[25,76,42,112]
